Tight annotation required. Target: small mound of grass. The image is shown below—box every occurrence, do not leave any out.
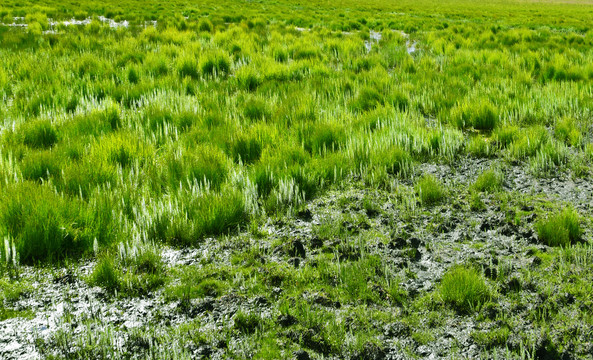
[236,66,261,91]
[200,51,231,78]
[150,188,247,246]
[350,87,384,112]
[234,311,262,334]
[299,122,345,155]
[89,257,122,292]
[230,133,262,164]
[383,147,413,176]
[554,117,582,147]
[0,182,116,264]
[197,19,213,32]
[177,56,199,79]
[415,174,445,205]
[440,266,489,313]
[536,208,581,247]
[243,97,269,121]
[20,120,59,149]
[493,124,519,149]
[451,99,498,132]
[20,150,62,182]
[164,144,229,190]
[471,168,504,193]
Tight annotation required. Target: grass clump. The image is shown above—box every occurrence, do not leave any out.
[234,311,262,334]
[150,189,247,246]
[350,87,384,112]
[230,132,263,164]
[415,174,445,205]
[440,265,489,312]
[236,66,261,91]
[177,56,200,79]
[88,257,122,292]
[0,182,115,264]
[20,120,59,149]
[451,99,498,131]
[471,168,504,193]
[299,122,345,155]
[200,51,231,78]
[368,147,412,177]
[536,208,581,247]
[198,18,213,32]
[164,144,229,190]
[466,136,493,158]
[554,117,582,147]
[243,97,269,121]
[20,150,61,182]
[493,124,519,149]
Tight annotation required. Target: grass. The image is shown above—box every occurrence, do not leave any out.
[472,168,504,193]
[536,208,581,247]
[20,120,59,149]
[88,257,122,292]
[415,175,445,206]
[0,0,593,358]
[0,182,115,264]
[440,265,490,313]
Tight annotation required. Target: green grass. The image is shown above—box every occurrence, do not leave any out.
[0,1,593,358]
[0,182,116,264]
[20,120,59,149]
[440,265,490,313]
[415,175,445,206]
[88,257,122,292]
[536,208,581,247]
[451,99,498,131]
[472,168,504,193]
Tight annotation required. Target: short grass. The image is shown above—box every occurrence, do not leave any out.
[440,265,490,313]
[536,208,582,247]
[0,0,593,358]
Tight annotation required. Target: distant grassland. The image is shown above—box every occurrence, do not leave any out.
[1,0,593,264]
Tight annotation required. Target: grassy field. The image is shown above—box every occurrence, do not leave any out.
[1,0,593,358]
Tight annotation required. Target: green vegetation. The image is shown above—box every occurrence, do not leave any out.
[0,0,593,358]
[472,168,504,193]
[415,174,445,205]
[440,266,490,312]
[536,208,582,247]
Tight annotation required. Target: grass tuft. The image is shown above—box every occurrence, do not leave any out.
[415,174,445,205]
[440,266,489,313]
[21,120,59,149]
[536,208,581,247]
[200,51,231,78]
[0,182,115,263]
[451,99,498,131]
[89,257,122,292]
[471,168,504,193]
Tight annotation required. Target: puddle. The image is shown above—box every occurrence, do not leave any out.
[394,30,418,54]
[363,30,417,54]
[0,16,154,31]
[364,30,382,52]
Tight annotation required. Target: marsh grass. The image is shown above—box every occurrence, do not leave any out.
[1,1,593,358]
[440,266,490,313]
[415,174,445,206]
[536,208,581,247]
[149,187,247,246]
[554,117,582,147]
[89,257,122,292]
[20,120,59,149]
[451,99,498,132]
[0,182,115,263]
[472,168,504,193]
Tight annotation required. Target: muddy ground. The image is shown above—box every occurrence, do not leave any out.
[1,157,592,359]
